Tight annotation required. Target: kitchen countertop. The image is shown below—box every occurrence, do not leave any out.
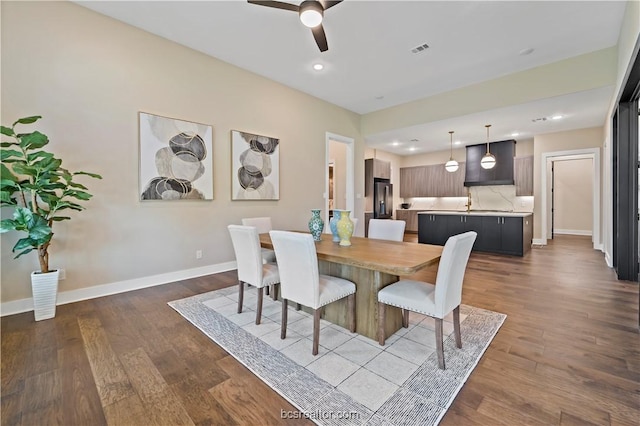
[417,210,533,217]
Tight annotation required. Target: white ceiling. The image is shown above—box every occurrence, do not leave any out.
[77,0,627,155]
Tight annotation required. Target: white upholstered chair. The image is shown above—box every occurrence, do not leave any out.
[368,218,406,242]
[269,230,356,355]
[242,217,277,263]
[377,231,477,369]
[228,225,280,325]
[351,217,359,236]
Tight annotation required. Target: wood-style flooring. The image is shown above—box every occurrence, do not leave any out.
[2,235,639,425]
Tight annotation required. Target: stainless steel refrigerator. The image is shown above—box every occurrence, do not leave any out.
[373,179,393,219]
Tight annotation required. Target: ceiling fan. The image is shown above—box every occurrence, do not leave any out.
[247,1,343,52]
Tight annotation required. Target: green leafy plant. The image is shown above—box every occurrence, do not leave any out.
[1,116,102,273]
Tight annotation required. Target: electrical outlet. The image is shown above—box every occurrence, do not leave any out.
[58,269,66,280]
[196,250,203,259]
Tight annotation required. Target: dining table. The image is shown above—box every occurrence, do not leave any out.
[259,232,443,340]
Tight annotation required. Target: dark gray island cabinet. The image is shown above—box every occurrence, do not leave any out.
[418,211,533,256]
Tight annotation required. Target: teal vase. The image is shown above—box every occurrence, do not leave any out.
[308,209,324,242]
[329,210,342,243]
[337,210,354,246]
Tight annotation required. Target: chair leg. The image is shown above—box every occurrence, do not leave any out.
[312,308,321,355]
[348,294,356,333]
[255,287,264,325]
[402,309,409,328]
[378,302,386,346]
[435,318,445,369]
[271,284,278,301]
[453,306,462,349]
[265,286,270,296]
[237,281,244,314]
[281,299,288,339]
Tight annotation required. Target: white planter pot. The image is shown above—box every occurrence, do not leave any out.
[31,270,59,321]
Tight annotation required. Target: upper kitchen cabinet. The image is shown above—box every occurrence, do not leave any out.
[514,156,533,196]
[399,163,465,198]
[365,158,391,196]
[464,140,516,186]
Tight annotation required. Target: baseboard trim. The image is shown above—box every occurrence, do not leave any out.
[605,251,613,268]
[553,229,593,236]
[0,261,237,317]
[532,238,546,246]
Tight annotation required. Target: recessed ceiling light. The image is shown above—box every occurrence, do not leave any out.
[313,63,324,71]
[551,115,563,120]
[519,47,535,56]
[511,132,520,137]
[391,141,400,146]
[454,140,462,145]
[408,147,417,151]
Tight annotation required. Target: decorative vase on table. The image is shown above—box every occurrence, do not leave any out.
[337,210,354,246]
[308,209,324,242]
[329,210,342,243]
[31,270,60,321]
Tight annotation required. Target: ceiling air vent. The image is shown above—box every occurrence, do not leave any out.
[531,117,547,122]
[411,43,430,54]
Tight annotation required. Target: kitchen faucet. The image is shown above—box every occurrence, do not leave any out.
[465,189,472,213]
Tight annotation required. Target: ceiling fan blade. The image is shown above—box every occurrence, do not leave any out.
[311,24,328,52]
[247,1,299,12]
[320,1,342,10]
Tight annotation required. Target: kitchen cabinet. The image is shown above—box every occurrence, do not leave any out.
[418,212,533,256]
[464,140,516,186]
[418,214,451,246]
[395,209,421,232]
[399,163,466,198]
[514,156,533,196]
[365,158,390,197]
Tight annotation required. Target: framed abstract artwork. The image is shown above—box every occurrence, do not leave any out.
[231,130,280,200]
[139,112,213,201]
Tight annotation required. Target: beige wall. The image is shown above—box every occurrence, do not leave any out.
[1,1,363,303]
[602,0,640,262]
[553,159,594,234]
[533,127,604,241]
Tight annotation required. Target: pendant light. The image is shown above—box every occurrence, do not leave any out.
[480,124,496,170]
[445,131,459,172]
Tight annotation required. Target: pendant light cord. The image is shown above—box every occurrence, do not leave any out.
[485,124,491,153]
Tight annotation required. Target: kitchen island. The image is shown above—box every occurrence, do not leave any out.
[418,210,533,256]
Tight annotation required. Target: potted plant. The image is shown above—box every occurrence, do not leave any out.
[1,116,102,320]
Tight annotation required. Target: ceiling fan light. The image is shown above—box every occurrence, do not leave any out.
[480,153,496,169]
[445,159,459,172]
[299,2,323,27]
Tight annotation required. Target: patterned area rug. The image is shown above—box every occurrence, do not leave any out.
[169,286,506,426]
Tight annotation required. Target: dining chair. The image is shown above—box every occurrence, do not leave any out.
[377,231,477,369]
[351,217,359,235]
[367,218,406,242]
[242,217,276,263]
[269,230,356,355]
[228,225,280,325]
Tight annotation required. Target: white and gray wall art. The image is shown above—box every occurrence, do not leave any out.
[231,130,279,200]
[139,112,213,201]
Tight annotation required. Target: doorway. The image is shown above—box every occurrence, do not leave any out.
[547,157,594,239]
[325,132,355,232]
[541,148,601,249]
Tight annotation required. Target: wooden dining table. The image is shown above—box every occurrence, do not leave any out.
[259,233,443,340]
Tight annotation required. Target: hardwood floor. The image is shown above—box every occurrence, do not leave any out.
[2,235,638,425]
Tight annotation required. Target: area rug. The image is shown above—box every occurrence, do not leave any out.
[169,286,506,426]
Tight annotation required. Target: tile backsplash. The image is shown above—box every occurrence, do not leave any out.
[403,185,534,212]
